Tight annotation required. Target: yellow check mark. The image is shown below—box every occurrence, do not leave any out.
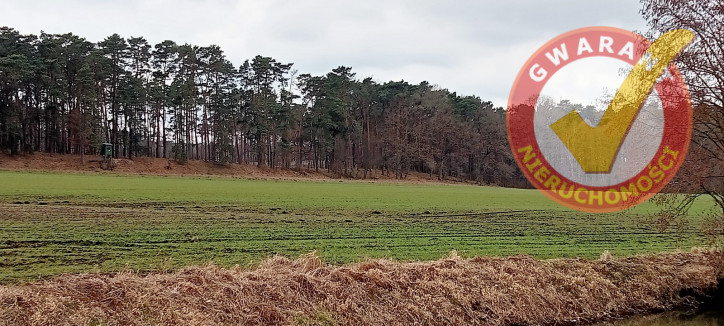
[550,29,693,173]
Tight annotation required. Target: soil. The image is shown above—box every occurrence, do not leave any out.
[0,152,461,184]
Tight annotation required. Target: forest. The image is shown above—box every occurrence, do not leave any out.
[0,27,526,186]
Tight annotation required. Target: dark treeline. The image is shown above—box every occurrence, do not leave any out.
[0,27,526,186]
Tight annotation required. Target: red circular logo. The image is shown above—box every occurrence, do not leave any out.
[507,26,693,212]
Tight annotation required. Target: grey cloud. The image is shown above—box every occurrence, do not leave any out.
[0,0,649,107]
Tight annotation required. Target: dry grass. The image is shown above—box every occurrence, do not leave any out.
[0,152,454,184]
[0,250,721,326]
[0,152,331,180]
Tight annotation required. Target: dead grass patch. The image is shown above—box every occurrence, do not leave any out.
[0,250,721,326]
[0,152,458,184]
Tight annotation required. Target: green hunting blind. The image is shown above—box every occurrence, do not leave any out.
[100,143,114,170]
[101,143,113,157]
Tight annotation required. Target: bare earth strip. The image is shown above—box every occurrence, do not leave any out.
[0,251,721,326]
[0,153,455,184]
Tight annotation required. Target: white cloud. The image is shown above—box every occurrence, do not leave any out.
[1,0,648,107]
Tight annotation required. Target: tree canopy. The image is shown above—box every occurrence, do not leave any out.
[640,0,724,216]
[0,27,525,186]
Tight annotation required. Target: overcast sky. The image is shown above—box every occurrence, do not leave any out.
[1,0,649,108]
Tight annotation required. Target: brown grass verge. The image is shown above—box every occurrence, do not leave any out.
[0,250,722,326]
[0,152,460,184]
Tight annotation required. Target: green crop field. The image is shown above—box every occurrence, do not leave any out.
[0,170,717,284]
